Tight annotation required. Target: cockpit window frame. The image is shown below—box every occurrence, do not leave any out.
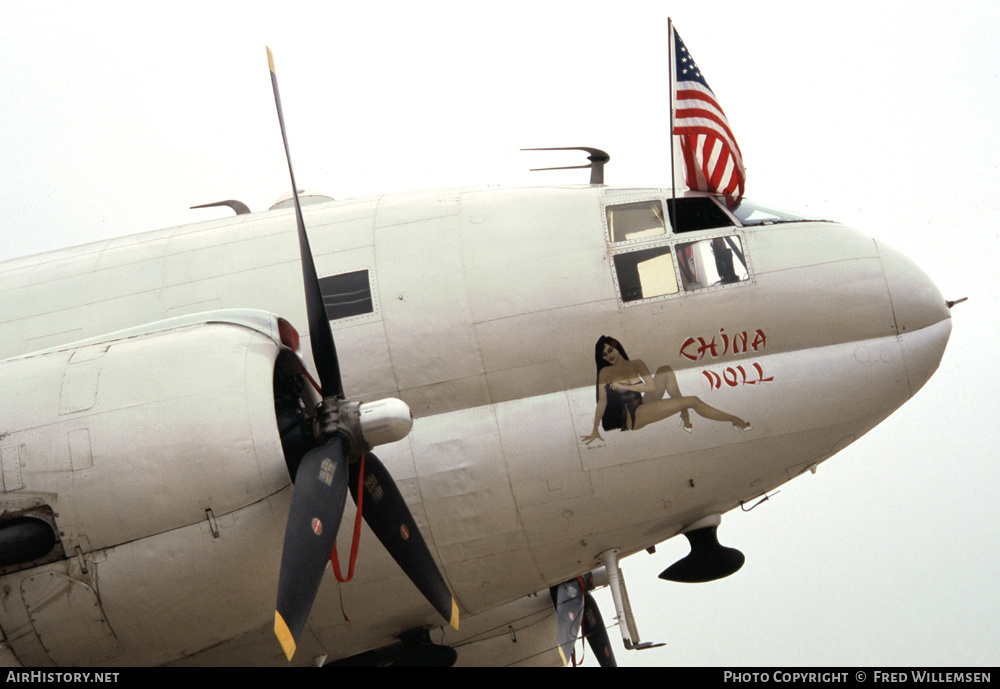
[603,195,751,248]
[603,199,670,245]
[609,228,754,308]
[603,193,823,246]
[674,232,752,294]
[610,243,681,304]
[666,196,740,234]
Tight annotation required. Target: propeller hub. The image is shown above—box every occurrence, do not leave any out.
[315,398,366,457]
[315,397,413,458]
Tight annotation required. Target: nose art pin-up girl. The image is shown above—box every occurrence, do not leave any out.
[581,336,751,446]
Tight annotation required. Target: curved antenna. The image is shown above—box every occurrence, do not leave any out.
[190,200,252,216]
[522,147,610,184]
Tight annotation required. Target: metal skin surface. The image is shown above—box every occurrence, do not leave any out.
[0,320,290,665]
[0,185,950,665]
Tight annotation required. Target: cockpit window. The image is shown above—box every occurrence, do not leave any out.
[605,201,667,243]
[729,199,816,226]
[676,235,749,291]
[613,246,679,302]
[667,197,736,233]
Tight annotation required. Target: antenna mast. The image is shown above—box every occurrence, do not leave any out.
[668,17,678,226]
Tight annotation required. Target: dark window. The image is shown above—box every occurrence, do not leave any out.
[318,270,374,320]
[666,197,735,233]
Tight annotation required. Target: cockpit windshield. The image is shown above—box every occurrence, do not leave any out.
[729,199,822,226]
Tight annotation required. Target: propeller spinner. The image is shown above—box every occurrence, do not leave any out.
[267,48,458,662]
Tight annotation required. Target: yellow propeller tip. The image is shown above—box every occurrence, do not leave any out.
[275,611,296,661]
[266,46,275,74]
[449,598,460,631]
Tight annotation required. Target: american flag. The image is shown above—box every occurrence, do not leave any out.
[672,26,746,197]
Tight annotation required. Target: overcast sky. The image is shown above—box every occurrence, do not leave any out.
[1,0,996,667]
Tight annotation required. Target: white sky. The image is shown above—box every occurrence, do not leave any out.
[1,0,997,668]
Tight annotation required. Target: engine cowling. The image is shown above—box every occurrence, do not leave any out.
[0,311,293,562]
[0,311,316,664]
[0,309,423,664]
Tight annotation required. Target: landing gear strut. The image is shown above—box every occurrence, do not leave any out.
[595,549,665,651]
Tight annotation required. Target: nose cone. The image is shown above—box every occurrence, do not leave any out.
[877,241,952,396]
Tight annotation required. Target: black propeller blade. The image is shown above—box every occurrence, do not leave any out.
[267,47,458,661]
[552,578,618,667]
[274,438,349,659]
[582,591,617,667]
[349,453,459,629]
[551,578,585,665]
[267,47,343,399]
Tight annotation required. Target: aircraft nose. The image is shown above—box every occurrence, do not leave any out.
[877,240,952,396]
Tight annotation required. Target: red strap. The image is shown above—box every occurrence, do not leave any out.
[292,354,323,395]
[331,453,366,582]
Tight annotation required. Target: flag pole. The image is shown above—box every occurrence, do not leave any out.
[668,17,677,230]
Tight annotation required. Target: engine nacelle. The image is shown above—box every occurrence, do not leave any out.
[0,311,292,562]
[0,311,304,664]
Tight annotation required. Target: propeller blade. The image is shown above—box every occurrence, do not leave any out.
[550,578,585,665]
[274,437,350,661]
[582,591,617,667]
[349,452,459,630]
[267,47,344,399]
